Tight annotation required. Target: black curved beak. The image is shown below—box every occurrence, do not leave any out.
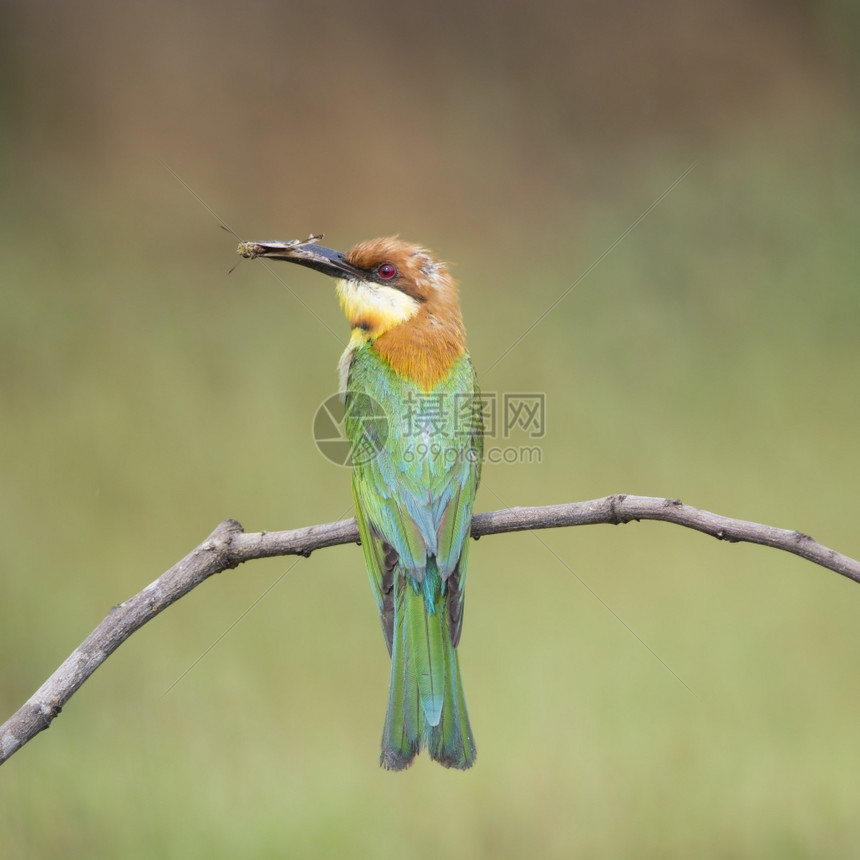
[237,235,364,280]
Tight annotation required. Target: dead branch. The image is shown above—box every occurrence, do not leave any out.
[2,494,857,766]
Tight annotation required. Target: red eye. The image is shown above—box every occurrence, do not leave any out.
[377,263,397,280]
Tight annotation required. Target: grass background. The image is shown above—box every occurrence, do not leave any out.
[2,1,859,856]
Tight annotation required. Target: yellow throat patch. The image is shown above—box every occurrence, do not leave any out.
[336,278,420,338]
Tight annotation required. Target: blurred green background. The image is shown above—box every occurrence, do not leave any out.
[2,0,860,856]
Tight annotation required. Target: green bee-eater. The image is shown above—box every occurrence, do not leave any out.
[240,236,482,770]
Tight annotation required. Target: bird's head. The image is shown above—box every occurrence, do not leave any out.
[241,235,467,387]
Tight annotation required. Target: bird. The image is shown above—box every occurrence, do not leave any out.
[238,235,482,770]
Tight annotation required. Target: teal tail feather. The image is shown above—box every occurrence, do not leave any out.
[380,561,476,771]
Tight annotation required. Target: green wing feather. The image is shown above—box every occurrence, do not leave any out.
[346,344,481,769]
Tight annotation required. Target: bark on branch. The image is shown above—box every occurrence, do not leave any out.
[2,494,858,766]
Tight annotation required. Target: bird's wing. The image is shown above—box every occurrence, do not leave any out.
[347,350,482,637]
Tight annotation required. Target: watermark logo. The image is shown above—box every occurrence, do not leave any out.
[502,393,545,438]
[403,391,487,439]
[312,393,389,467]
[312,391,546,466]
